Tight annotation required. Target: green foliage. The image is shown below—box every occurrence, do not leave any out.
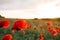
[0,19,60,40]
[57,18,60,21]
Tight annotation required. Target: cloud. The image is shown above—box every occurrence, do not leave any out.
[0,0,57,10]
[0,0,60,18]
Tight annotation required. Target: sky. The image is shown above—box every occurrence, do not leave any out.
[0,0,60,19]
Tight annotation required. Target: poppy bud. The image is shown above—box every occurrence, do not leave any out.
[39,34,44,40]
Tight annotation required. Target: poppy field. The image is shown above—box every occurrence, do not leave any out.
[0,18,60,40]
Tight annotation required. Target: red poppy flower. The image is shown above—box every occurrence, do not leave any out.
[46,21,52,26]
[0,20,9,29]
[48,27,52,31]
[48,27,58,36]
[39,34,44,40]
[51,29,58,36]
[55,26,60,33]
[27,24,31,29]
[2,34,12,40]
[12,20,28,31]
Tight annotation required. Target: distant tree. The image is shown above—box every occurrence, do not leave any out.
[34,18,39,20]
[0,15,5,18]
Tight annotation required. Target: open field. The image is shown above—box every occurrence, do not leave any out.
[0,17,60,40]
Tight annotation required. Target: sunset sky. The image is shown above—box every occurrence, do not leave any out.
[0,0,60,19]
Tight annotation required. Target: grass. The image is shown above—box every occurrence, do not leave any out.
[0,18,60,40]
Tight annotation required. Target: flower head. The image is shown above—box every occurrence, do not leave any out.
[0,20,9,29]
[55,26,60,33]
[2,34,12,40]
[48,27,58,36]
[46,21,52,26]
[12,19,28,31]
[39,34,44,40]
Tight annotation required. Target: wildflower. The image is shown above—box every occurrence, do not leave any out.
[12,20,28,30]
[11,20,28,34]
[2,34,12,40]
[51,29,58,36]
[55,26,60,33]
[39,34,44,40]
[46,21,52,26]
[27,24,31,29]
[48,27,58,36]
[0,20,9,29]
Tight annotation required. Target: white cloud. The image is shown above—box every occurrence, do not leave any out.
[0,0,60,19]
[0,0,56,10]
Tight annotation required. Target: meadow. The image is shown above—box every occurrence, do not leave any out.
[0,17,60,40]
